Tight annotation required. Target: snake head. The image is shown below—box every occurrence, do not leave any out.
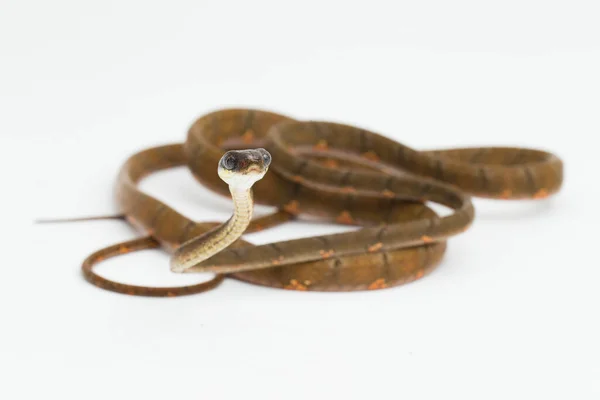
[218,148,271,190]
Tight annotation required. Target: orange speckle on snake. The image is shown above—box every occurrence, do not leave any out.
[533,188,549,199]
[242,129,254,144]
[362,151,380,162]
[368,242,383,252]
[272,256,285,265]
[319,249,335,259]
[368,278,387,290]
[421,235,434,243]
[284,279,307,291]
[336,210,355,224]
[323,159,339,168]
[283,200,299,214]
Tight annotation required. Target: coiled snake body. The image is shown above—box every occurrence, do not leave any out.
[79,109,562,296]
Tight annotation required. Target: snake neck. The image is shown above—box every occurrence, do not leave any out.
[170,186,253,272]
[226,187,254,239]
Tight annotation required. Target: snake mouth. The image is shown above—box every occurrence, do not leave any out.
[244,165,265,174]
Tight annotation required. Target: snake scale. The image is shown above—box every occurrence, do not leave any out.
[77,108,563,296]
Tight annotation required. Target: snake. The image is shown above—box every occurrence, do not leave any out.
[65,108,562,296]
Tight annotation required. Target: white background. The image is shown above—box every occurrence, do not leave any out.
[3,1,599,399]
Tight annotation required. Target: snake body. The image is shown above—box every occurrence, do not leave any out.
[82,108,563,296]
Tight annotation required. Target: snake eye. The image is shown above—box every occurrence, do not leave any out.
[260,150,271,166]
[222,154,237,170]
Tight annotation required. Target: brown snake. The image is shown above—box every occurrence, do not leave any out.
[59,108,562,296]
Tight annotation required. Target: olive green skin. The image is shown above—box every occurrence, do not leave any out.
[82,108,563,296]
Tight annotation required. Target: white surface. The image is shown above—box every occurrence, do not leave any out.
[3,1,599,399]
